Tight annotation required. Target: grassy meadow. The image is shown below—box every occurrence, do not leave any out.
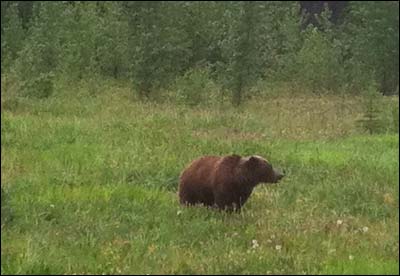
[1,82,399,274]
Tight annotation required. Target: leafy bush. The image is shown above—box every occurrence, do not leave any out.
[294,26,344,94]
[357,84,399,134]
[358,85,382,134]
[382,97,399,134]
[342,1,399,95]
[13,2,62,97]
[173,67,221,106]
[1,3,25,72]
[21,73,54,99]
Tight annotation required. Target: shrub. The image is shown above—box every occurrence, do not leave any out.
[357,84,383,134]
[294,27,344,94]
[173,67,221,106]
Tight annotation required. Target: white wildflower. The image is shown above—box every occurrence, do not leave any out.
[252,239,259,249]
[362,226,369,233]
[349,255,354,261]
[336,219,343,226]
[275,245,282,251]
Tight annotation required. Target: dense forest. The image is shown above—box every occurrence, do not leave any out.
[1,1,399,105]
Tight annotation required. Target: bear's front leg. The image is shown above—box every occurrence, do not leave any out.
[214,192,242,212]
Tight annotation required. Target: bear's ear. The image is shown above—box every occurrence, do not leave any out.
[246,156,259,168]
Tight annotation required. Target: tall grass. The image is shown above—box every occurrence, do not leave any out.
[1,83,399,274]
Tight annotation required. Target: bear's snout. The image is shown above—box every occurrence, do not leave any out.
[273,168,285,183]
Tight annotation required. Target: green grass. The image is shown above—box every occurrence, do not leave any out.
[1,84,399,274]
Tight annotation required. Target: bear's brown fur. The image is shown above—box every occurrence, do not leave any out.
[178,154,284,211]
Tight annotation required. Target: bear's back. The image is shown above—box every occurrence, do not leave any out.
[178,156,221,204]
[178,155,241,206]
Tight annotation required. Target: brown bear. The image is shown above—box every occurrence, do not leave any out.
[178,154,284,211]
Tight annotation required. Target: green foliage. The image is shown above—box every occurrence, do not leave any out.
[390,102,399,133]
[357,84,384,134]
[173,67,221,107]
[179,2,225,69]
[262,2,302,82]
[370,92,399,135]
[1,1,399,104]
[1,3,25,71]
[92,2,130,79]
[57,2,129,80]
[57,2,99,79]
[295,26,344,93]
[356,83,400,135]
[127,2,191,99]
[274,7,346,95]
[10,2,132,97]
[22,72,55,99]
[342,1,399,95]
[218,1,262,106]
[13,2,64,97]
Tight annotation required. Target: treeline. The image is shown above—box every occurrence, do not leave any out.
[1,1,399,104]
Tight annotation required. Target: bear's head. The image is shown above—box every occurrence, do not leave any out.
[242,155,284,184]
